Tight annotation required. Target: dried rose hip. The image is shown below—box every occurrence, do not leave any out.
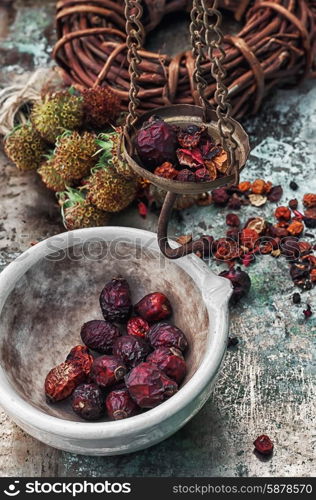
[292,292,301,304]
[238,181,251,192]
[303,193,316,208]
[80,320,120,353]
[219,267,251,304]
[304,209,316,228]
[127,317,150,338]
[287,220,304,236]
[253,435,274,455]
[226,213,240,227]
[212,187,229,205]
[240,228,259,249]
[176,148,204,169]
[90,355,126,388]
[275,206,291,221]
[125,362,178,408]
[72,383,104,420]
[303,304,313,319]
[135,292,172,322]
[148,322,188,352]
[147,346,186,384]
[280,237,300,260]
[289,199,298,210]
[45,361,86,403]
[176,169,195,182]
[100,278,132,323]
[227,194,242,210]
[177,125,205,148]
[195,168,211,182]
[267,185,283,203]
[106,388,139,420]
[290,180,298,190]
[66,345,94,376]
[135,115,177,167]
[113,335,151,368]
[154,162,178,180]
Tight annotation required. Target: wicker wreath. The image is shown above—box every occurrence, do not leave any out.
[53,0,316,119]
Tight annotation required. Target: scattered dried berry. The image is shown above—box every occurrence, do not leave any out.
[227,337,239,347]
[45,361,86,403]
[154,162,178,180]
[72,383,104,420]
[195,168,211,182]
[106,388,139,420]
[100,278,132,323]
[245,217,266,235]
[136,115,177,167]
[303,304,313,319]
[113,335,151,368]
[135,292,172,322]
[125,362,178,408]
[66,345,94,376]
[290,262,310,287]
[253,435,274,456]
[248,194,267,207]
[219,267,251,305]
[238,181,251,192]
[292,292,301,304]
[138,201,148,218]
[280,237,300,260]
[80,320,120,353]
[303,193,316,208]
[177,125,205,148]
[127,317,150,339]
[275,206,291,221]
[212,187,230,205]
[176,169,195,182]
[226,213,240,227]
[289,181,298,191]
[267,185,283,203]
[227,194,242,210]
[148,322,188,352]
[90,355,126,388]
[147,346,186,384]
[287,220,304,236]
[240,228,259,249]
[289,199,298,210]
[304,209,316,228]
[251,179,270,195]
[176,147,204,169]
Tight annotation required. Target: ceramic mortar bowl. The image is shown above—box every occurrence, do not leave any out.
[0,227,232,455]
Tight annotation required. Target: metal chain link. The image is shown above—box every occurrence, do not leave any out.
[189,0,208,113]
[124,0,145,136]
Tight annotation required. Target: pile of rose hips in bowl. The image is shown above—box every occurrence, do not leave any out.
[44,278,189,421]
[135,115,228,183]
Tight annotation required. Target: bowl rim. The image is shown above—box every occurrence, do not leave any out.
[0,227,232,440]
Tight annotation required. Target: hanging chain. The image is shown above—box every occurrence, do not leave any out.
[124,0,145,135]
[189,0,208,113]
[192,0,239,178]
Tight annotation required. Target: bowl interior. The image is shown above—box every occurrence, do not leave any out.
[0,240,209,422]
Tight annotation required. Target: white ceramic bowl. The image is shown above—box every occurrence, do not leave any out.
[0,227,232,455]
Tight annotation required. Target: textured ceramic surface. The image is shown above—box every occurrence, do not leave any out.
[0,227,232,455]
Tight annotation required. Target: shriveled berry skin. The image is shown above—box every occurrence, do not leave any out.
[80,320,120,353]
[135,116,177,167]
[147,346,186,384]
[106,388,139,420]
[72,383,104,420]
[113,335,151,368]
[45,361,86,403]
[148,322,188,352]
[253,435,274,455]
[125,362,178,408]
[100,278,132,323]
[66,345,94,376]
[134,292,172,323]
[219,267,251,304]
[90,355,126,388]
[127,317,150,338]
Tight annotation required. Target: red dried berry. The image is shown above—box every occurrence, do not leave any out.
[226,213,240,227]
[212,187,230,205]
[176,169,195,182]
[66,345,94,376]
[290,262,310,287]
[303,304,313,319]
[148,322,188,352]
[113,335,151,368]
[125,362,178,408]
[219,267,251,304]
[195,168,211,182]
[45,361,86,403]
[304,209,316,228]
[253,435,274,455]
[154,162,179,180]
[177,125,205,148]
[275,206,291,221]
[135,115,177,167]
[289,199,298,210]
[90,355,126,388]
[227,194,242,210]
[280,237,300,260]
[80,320,120,353]
[176,147,204,169]
[106,388,139,420]
[138,201,148,218]
[267,185,283,202]
[147,346,186,384]
[72,383,104,421]
[127,317,150,338]
[99,278,132,323]
[134,292,172,322]
[303,193,316,208]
